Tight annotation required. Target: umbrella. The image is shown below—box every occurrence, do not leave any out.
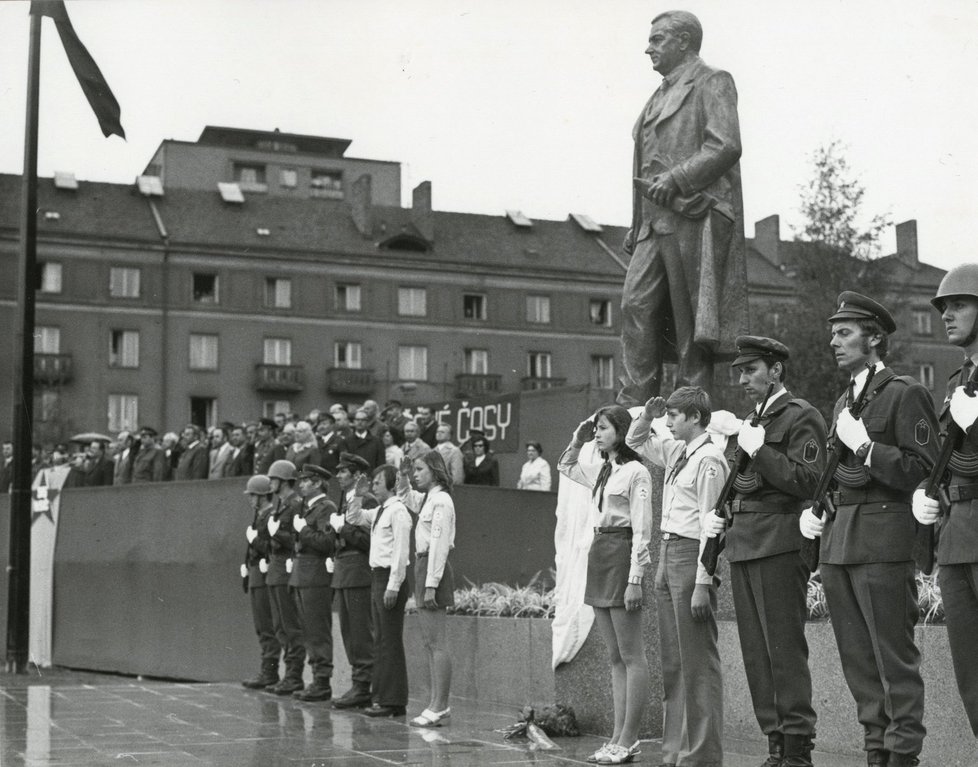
[69,432,112,444]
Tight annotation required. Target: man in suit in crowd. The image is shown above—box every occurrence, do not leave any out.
[83,440,115,487]
[131,427,167,483]
[225,425,254,478]
[174,425,209,480]
[619,9,748,404]
[346,410,385,470]
[112,431,134,486]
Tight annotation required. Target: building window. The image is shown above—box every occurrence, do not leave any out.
[109,330,139,368]
[398,345,428,381]
[233,162,267,191]
[919,363,935,389]
[38,390,60,422]
[526,295,551,324]
[310,169,343,198]
[263,400,291,419]
[591,355,615,389]
[398,287,427,317]
[37,262,63,294]
[463,294,487,320]
[189,396,217,428]
[264,277,292,309]
[912,310,933,336]
[189,333,219,370]
[34,326,60,354]
[107,394,138,433]
[589,299,612,327]
[280,168,297,188]
[527,352,552,378]
[263,337,292,365]
[110,267,141,298]
[335,341,362,369]
[336,283,361,312]
[464,349,489,375]
[192,273,219,303]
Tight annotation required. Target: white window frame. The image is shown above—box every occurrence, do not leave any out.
[334,341,363,369]
[189,333,219,371]
[918,363,935,389]
[264,277,292,309]
[398,287,427,317]
[463,293,487,320]
[39,262,63,294]
[398,345,428,381]
[107,394,139,433]
[912,310,933,336]
[109,267,141,298]
[34,326,61,354]
[263,400,291,419]
[526,295,551,324]
[263,338,292,366]
[192,273,219,304]
[591,355,615,388]
[589,299,612,327]
[464,349,490,375]
[280,168,298,188]
[109,329,140,369]
[336,283,362,312]
[527,352,552,378]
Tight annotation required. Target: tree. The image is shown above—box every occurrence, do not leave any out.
[760,142,893,419]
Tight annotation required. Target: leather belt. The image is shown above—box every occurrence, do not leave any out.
[661,532,696,542]
[594,526,633,535]
[947,483,978,503]
[729,499,800,514]
[829,488,904,506]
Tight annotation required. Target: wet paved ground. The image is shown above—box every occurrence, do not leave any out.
[0,668,870,766]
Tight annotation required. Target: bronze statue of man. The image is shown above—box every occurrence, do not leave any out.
[619,10,749,404]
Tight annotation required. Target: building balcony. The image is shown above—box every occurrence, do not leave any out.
[34,353,73,386]
[520,376,567,391]
[255,364,304,393]
[455,373,503,398]
[326,367,375,395]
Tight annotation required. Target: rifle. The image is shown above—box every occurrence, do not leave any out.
[915,363,978,574]
[242,502,260,594]
[700,382,776,576]
[799,363,877,571]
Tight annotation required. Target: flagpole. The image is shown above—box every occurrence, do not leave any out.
[6,10,42,674]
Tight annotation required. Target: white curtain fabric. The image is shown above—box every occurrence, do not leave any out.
[30,464,69,668]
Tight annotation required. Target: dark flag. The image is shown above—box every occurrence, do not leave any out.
[30,0,125,139]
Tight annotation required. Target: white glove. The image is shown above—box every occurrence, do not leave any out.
[329,514,345,533]
[258,558,269,573]
[950,385,978,431]
[245,526,258,543]
[325,557,335,573]
[836,408,871,454]
[703,513,726,539]
[912,488,941,525]
[293,515,307,533]
[799,507,825,540]
[239,564,248,579]
[285,558,293,574]
[737,422,765,457]
[267,517,280,536]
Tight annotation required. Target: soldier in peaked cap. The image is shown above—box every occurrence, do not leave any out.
[289,463,337,702]
[912,264,978,736]
[704,336,826,767]
[799,292,937,767]
[329,452,378,709]
[254,417,285,475]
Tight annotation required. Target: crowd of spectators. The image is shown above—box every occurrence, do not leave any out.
[0,399,553,492]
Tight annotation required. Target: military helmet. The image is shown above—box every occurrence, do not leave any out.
[244,474,272,495]
[932,264,978,310]
[267,459,297,481]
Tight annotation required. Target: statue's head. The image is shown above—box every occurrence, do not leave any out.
[647,11,702,75]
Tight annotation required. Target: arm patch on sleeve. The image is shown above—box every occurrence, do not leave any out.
[915,419,931,447]
[803,439,820,464]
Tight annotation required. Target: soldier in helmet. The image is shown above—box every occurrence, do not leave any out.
[264,459,306,696]
[241,475,281,690]
[799,292,938,767]
[912,264,978,737]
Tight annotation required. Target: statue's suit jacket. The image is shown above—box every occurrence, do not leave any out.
[630,55,748,360]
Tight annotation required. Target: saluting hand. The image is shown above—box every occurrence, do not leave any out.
[644,396,667,420]
[572,418,596,447]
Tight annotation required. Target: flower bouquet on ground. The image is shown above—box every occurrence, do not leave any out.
[495,704,580,750]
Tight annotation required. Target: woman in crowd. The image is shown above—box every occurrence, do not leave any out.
[516,441,552,491]
[381,428,404,468]
[463,436,499,486]
[397,450,456,727]
[558,406,653,765]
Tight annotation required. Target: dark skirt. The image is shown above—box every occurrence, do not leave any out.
[415,553,455,609]
[585,530,631,608]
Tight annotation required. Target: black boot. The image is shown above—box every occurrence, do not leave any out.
[886,754,918,767]
[783,734,814,767]
[760,733,784,767]
[332,685,372,709]
[242,662,279,690]
[866,750,888,767]
[268,659,304,695]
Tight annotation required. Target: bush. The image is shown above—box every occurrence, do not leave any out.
[806,570,944,624]
[406,569,556,618]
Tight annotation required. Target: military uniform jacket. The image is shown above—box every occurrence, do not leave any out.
[331,491,376,589]
[254,439,285,475]
[246,501,275,588]
[934,366,978,565]
[266,491,301,587]
[131,446,166,483]
[725,392,827,562]
[288,494,336,588]
[821,367,938,565]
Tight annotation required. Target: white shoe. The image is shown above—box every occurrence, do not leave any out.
[597,741,641,764]
[587,743,613,763]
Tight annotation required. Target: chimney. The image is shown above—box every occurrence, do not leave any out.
[350,174,372,236]
[895,220,918,268]
[753,214,781,265]
[411,181,434,242]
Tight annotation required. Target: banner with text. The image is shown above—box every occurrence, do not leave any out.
[425,392,520,453]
